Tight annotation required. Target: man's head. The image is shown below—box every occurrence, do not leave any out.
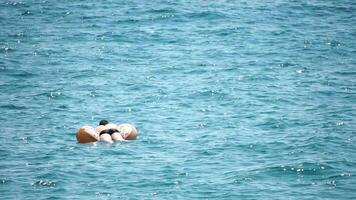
[99,119,109,126]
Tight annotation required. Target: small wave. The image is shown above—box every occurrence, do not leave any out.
[0,104,27,110]
[48,91,63,99]
[4,1,27,7]
[147,8,177,14]
[276,162,336,176]
[148,14,176,22]
[224,162,339,184]
[114,18,141,24]
[326,40,342,47]
[255,118,286,129]
[33,89,68,100]
[188,89,228,99]
[243,73,278,82]
[32,180,56,187]
[183,68,208,74]
[21,10,33,16]
[81,15,106,20]
[9,32,25,38]
[0,178,11,184]
[185,11,227,20]
[313,173,352,181]
[70,68,97,79]
[334,71,356,76]
[95,191,113,197]
[9,70,37,78]
[211,27,239,36]
[2,46,14,53]
[278,62,296,68]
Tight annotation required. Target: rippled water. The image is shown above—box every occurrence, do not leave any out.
[1,0,355,199]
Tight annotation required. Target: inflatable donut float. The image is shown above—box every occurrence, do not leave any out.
[76,124,137,143]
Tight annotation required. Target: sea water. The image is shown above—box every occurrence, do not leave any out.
[0,0,355,199]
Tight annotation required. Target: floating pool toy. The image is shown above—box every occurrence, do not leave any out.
[117,123,138,140]
[76,124,137,143]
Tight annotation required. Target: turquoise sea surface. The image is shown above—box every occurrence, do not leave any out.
[1,0,356,199]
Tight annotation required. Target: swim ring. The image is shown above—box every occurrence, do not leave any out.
[76,124,137,143]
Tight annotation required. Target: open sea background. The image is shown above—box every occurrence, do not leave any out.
[1,0,355,199]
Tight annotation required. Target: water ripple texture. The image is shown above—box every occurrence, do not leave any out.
[0,0,355,199]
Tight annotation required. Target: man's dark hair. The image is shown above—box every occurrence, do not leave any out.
[99,119,109,126]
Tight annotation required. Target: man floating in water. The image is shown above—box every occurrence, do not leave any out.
[76,120,137,143]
